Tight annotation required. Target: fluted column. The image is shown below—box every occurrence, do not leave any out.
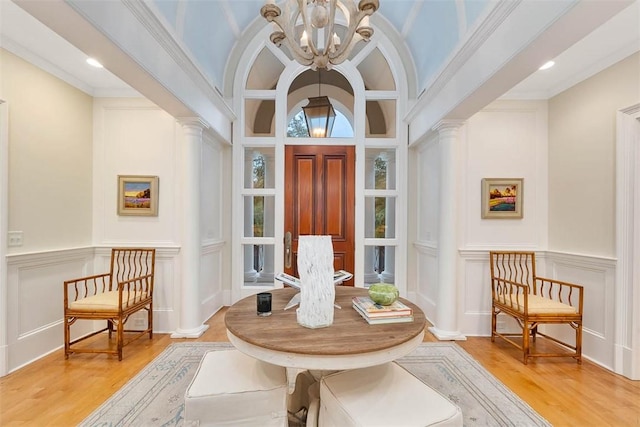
[171,118,210,339]
[429,120,466,341]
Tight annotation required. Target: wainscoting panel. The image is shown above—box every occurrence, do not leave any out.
[540,251,616,369]
[200,241,226,323]
[94,246,180,334]
[456,249,616,369]
[4,246,183,374]
[6,247,95,373]
[460,250,493,336]
[414,242,438,325]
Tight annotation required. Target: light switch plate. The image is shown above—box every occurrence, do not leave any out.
[8,231,23,247]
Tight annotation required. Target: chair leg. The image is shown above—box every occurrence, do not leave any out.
[490,306,497,342]
[64,316,70,359]
[117,319,124,361]
[576,322,583,365]
[108,320,113,339]
[522,321,530,365]
[148,303,153,339]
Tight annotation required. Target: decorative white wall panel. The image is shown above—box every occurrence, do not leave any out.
[6,248,94,373]
[200,242,225,323]
[92,98,179,247]
[4,246,182,374]
[541,251,616,370]
[414,243,438,325]
[459,250,492,336]
[462,100,548,249]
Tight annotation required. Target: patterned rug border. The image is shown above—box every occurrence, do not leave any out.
[81,342,551,427]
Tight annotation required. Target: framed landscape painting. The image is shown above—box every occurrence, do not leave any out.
[117,175,159,216]
[481,178,523,219]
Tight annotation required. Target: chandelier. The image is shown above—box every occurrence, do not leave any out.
[261,0,379,70]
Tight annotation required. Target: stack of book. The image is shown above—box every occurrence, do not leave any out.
[352,296,414,324]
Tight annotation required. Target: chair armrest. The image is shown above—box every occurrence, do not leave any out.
[64,273,111,303]
[116,274,154,301]
[492,277,530,311]
[534,276,584,314]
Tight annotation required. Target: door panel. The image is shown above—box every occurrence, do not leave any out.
[285,145,355,285]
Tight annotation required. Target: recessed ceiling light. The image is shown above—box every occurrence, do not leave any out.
[86,57,103,68]
[539,60,555,70]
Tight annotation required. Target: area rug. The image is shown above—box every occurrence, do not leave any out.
[80,342,550,427]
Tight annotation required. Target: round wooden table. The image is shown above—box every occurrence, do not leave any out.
[225,286,426,371]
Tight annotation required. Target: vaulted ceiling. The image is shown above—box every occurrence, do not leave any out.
[147,0,491,94]
[2,0,638,139]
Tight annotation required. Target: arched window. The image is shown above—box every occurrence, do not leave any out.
[286,110,354,138]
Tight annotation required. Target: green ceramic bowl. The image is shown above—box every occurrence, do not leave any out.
[368,283,399,306]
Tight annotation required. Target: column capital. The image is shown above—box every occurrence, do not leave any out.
[177,117,210,130]
[432,119,465,133]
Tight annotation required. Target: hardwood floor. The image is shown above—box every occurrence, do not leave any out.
[1,308,639,426]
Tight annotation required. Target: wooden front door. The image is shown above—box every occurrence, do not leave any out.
[284,145,355,284]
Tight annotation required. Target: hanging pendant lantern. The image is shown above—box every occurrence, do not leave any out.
[303,96,336,138]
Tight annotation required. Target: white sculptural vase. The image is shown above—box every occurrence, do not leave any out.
[296,235,335,329]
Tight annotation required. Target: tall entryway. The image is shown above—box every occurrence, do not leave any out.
[284,145,355,284]
[230,25,410,302]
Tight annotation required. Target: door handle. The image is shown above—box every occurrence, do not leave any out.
[284,231,292,269]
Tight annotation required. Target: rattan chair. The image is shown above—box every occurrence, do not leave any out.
[64,248,156,360]
[489,251,583,364]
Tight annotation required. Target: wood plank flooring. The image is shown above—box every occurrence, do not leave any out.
[1,308,639,426]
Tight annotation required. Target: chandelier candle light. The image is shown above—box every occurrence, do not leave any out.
[261,0,379,70]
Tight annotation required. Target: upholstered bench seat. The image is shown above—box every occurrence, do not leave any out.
[68,291,148,312]
[497,294,578,314]
[318,362,463,427]
[184,349,288,427]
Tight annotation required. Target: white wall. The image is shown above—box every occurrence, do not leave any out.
[1,49,95,374]
[2,49,93,253]
[92,98,229,333]
[548,52,639,257]
[1,64,229,375]
[548,52,639,374]
[412,100,549,334]
[411,71,636,370]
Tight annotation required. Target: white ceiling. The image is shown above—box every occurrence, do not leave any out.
[1,0,638,101]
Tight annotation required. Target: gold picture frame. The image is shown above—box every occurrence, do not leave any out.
[481,178,523,219]
[117,175,159,216]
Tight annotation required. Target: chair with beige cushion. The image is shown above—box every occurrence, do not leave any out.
[64,247,155,360]
[490,251,583,364]
[318,362,463,427]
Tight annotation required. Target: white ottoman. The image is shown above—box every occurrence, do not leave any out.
[319,362,463,427]
[184,349,288,426]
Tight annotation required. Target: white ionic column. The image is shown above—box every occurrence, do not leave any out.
[428,120,466,341]
[172,118,210,339]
